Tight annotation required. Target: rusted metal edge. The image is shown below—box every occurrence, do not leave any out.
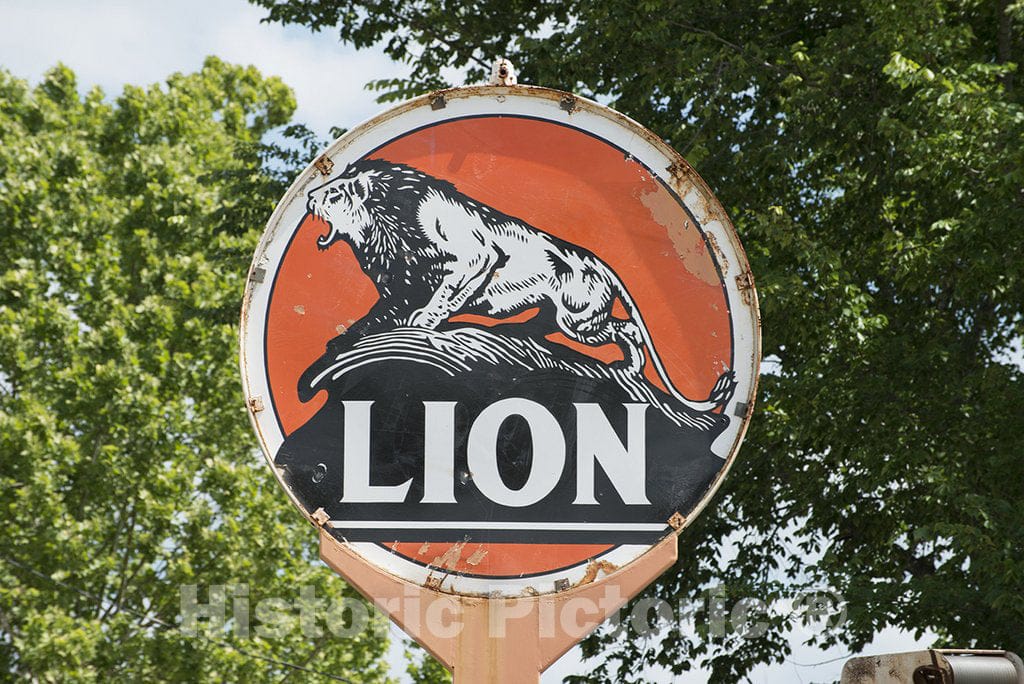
[571,559,619,588]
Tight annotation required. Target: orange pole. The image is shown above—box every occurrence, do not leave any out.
[318,527,678,681]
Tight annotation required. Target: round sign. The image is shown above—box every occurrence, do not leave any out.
[241,85,760,597]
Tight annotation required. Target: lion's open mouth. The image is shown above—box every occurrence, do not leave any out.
[306,201,334,249]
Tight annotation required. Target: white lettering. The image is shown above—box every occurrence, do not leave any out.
[340,401,413,502]
[573,403,650,505]
[467,398,565,507]
[421,401,458,503]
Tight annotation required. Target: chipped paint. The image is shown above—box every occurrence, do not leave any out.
[736,271,756,306]
[705,232,729,276]
[572,559,619,588]
[637,179,719,286]
[466,547,488,566]
[432,541,468,570]
[293,304,305,315]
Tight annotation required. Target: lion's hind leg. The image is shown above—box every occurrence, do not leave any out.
[556,307,645,374]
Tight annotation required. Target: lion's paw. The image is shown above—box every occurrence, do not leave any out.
[406,309,443,329]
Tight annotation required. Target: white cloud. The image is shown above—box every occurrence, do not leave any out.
[0,0,406,138]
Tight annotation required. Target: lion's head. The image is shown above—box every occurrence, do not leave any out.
[305,159,463,256]
[306,164,378,250]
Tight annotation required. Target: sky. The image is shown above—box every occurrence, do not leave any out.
[0,0,402,140]
[0,0,932,681]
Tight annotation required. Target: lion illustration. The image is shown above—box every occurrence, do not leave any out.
[305,159,735,413]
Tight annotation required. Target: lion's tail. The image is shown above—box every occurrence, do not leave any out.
[613,280,736,413]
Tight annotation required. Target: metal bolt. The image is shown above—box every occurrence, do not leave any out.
[311,507,330,527]
[668,512,686,530]
[912,666,948,684]
[314,155,334,176]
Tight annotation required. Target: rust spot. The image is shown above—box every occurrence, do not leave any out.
[559,94,577,113]
[424,575,444,591]
[668,512,686,529]
[248,396,264,413]
[310,507,329,527]
[314,155,334,176]
[466,547,488,566]
[666,161,696,187]
[554,578,571,592]
[430,93,447,110]
[736,270,756,306]
[572,559,619,587]
[705,232,729,275]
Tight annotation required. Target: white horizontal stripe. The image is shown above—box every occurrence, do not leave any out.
[328,520,667,532]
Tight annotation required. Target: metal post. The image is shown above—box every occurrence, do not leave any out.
[318,526,678,681]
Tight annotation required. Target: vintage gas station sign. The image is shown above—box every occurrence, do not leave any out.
[240,85,760,601]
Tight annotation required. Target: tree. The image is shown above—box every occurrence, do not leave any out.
[0,59,393,681]
[250,1,1024,680]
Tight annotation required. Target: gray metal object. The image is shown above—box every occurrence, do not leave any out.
[947,652,1023,684]
[841,650,1024,684]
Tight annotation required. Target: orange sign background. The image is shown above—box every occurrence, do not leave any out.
[265,116,731,577]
